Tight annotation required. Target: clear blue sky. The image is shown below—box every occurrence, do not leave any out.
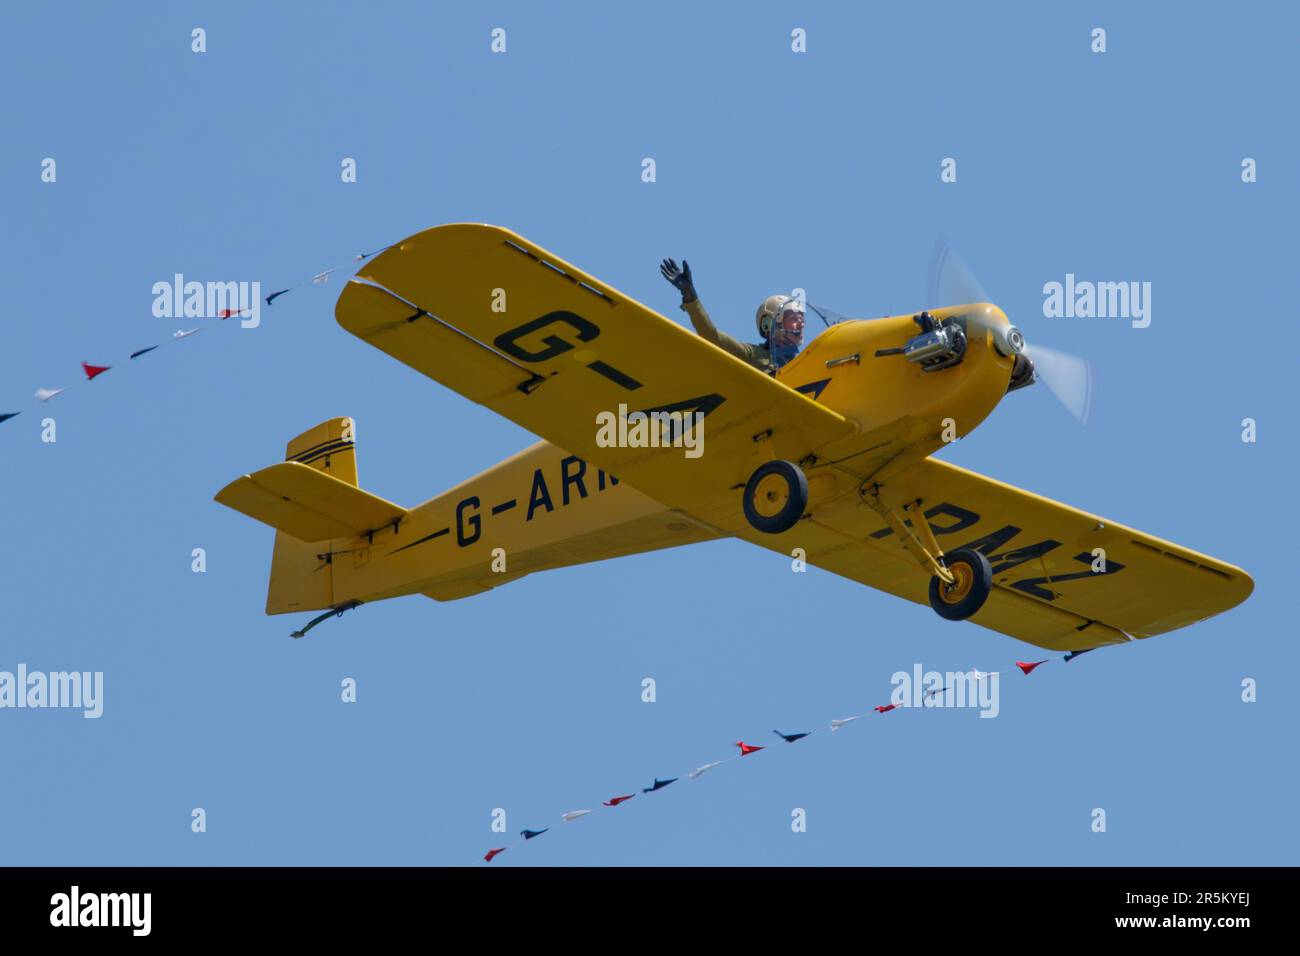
[1,2,1294,866]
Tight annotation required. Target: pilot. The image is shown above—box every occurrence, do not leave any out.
[660,258,804,374]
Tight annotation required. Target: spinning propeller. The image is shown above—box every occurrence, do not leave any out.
[926,238,1093,425]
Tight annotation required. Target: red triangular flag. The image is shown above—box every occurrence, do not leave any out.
[875,704,898,714]
[735,741,765,756]
[82,362,111,380]
[603,794,635,807]
[484,847,506,862]
[1017,660,1048,675]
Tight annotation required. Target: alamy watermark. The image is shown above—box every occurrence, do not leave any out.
[595,404,705,459]
[50,886,150,936]
[0,664,103,718]
[890,664,1000,718]
[152,274,261,328]
[1043,274,1151,328]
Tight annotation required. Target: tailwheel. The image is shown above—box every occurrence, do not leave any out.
[742,460,808,534]
[928,547,993,621]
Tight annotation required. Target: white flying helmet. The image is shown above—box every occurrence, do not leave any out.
[755,294,803,338]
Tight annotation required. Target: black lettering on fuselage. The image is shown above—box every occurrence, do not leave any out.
[527,468,555,520]
[560,455,588,505]
[456,496,481,546]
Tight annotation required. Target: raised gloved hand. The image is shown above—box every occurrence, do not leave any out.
[659,258,698,305]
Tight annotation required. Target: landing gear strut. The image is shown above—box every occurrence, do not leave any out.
[862,490,994,622]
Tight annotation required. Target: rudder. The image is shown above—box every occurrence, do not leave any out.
[267,417,357,614]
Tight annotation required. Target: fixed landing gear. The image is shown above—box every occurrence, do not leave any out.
[862,491,994,622]
[742,460,808,534]
[927,547,993,621]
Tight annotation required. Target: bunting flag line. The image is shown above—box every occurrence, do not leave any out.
[687,762,724,779]
[2,239,393,429]
[483,653,1092,861]
[925,671,997,702]
[262,246,389,307]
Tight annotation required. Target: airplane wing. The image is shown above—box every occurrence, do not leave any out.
[334,224,857,524]
[791,457,1253,651]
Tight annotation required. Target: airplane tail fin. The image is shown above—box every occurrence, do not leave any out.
[214,417,406,615]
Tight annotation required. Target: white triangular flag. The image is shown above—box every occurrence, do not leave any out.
[830,716,861,732]
[312,270,334,284]
[35,387,64,402]
[688,761,723,779]
[173,328,200,339]
[561,810,591,823]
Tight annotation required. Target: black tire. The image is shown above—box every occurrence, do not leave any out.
[742,460,808,534]
[928,547,993,621]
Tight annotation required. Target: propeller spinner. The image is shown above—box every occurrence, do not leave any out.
[926,237,1093,424]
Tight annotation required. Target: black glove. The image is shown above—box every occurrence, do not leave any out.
[659,258,698,305]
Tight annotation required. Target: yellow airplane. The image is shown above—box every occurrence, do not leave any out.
[215,223,1252,650]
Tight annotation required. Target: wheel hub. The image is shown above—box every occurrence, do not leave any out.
[752,473,789,518]
[940,560,974,603]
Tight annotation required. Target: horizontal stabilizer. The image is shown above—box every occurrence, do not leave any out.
[215,461,406,542]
